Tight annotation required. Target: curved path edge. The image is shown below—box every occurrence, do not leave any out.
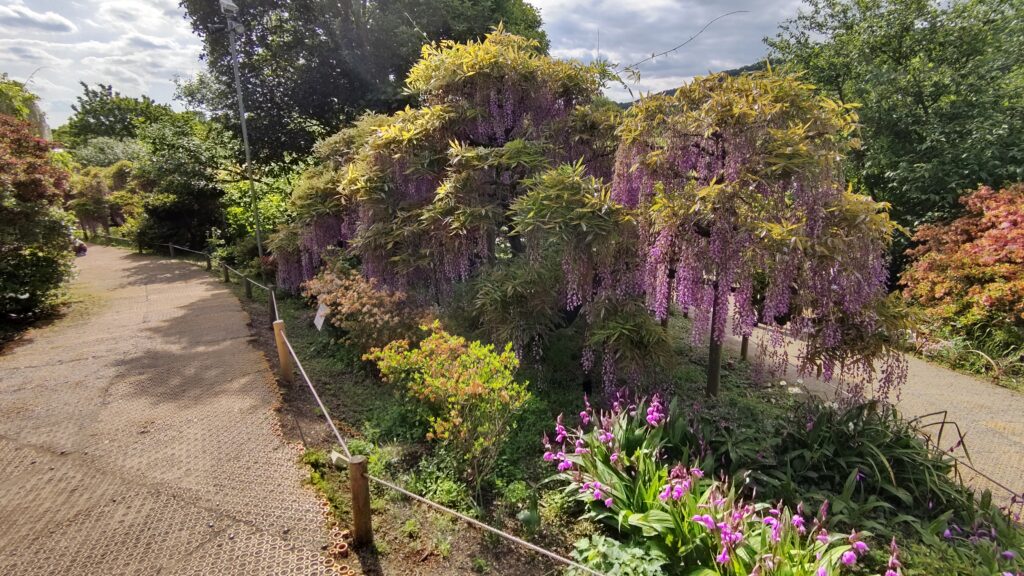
[0,245,335,575]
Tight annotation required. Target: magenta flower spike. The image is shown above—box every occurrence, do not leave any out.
[841,551,857,566]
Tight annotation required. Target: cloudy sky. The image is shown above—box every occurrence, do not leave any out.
[0,0,202,126]
[0,0,801,128]
[534,0,803,100]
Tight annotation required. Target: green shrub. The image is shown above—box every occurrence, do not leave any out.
[0,115,74,321]
[303,269,423,352]
[756,402,968,536]
[405,451,474,512]
[365,322,531,487]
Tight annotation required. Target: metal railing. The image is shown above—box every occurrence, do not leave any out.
[910,410,1024,515]
[165,243,213,271]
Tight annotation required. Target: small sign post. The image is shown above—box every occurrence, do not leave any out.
[313,303,329,331]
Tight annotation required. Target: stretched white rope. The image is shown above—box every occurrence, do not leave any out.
[277,332,604,575]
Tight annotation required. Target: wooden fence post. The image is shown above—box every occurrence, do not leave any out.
[244,277,253,299]
[205,254,212,271]
[268,286,277,326]
[222,263,230,283]
[740,335,749,361]
[272,320,294,384]
[168,244,175,257]
[349,455,373,547]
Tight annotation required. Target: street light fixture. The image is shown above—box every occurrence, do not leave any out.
[220,0,265,265]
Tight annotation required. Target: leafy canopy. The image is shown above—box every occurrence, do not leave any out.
[58,83,173,147]
[179,0,549,161]
[769,0,1024,230]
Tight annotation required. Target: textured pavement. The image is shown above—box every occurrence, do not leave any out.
[0,245,336,575]
[729,332,1024,507]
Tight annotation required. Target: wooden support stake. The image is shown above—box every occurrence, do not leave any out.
[740,335,749,361]
[349,455,373,547]
[222,263,230,283]
[272,320,294,384]
[268,286,276,326]
[244,277,253,299]
[205,254,212,271]
[169,244,175,257]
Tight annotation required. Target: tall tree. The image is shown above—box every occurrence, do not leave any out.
[57,83,174,147]
[179,0,549,162]
[769,0,1024,248]
[133,113,234,250]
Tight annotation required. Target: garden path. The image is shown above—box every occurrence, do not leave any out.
[724,332,1024,505]
[0,245,339,575]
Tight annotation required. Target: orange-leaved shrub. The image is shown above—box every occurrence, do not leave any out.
[363,322,531,485]
[900,184,1023,365]
[302,269,420,352]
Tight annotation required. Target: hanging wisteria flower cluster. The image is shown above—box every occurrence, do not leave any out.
[613,71,907,400]
[327,28,606,299]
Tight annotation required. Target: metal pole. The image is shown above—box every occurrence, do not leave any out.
[225,16,265,266]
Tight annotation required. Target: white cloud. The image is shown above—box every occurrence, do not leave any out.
[0,0,203,126]
[532,0,804,102]
[0,3,77,33]
[2,0,806,127]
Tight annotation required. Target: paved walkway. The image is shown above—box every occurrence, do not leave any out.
[0,245,335,575]
[727,332,1024,504]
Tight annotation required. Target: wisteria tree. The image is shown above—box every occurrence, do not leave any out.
[276,30,673,386]
[332,28,608,297]
[612,71,905,398]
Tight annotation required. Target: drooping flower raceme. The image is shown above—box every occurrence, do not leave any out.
[612,70,906,401]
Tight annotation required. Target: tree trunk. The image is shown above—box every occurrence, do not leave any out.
[740,335,749,361]
[706,281,722,396]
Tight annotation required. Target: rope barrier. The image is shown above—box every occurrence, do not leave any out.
[280,333,351,460]
[363,472,606,576]
[166,243,210,257]
[276,329,604,575]
[219,262,269,289]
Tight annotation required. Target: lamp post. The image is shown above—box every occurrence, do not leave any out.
[220,0,264,263]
